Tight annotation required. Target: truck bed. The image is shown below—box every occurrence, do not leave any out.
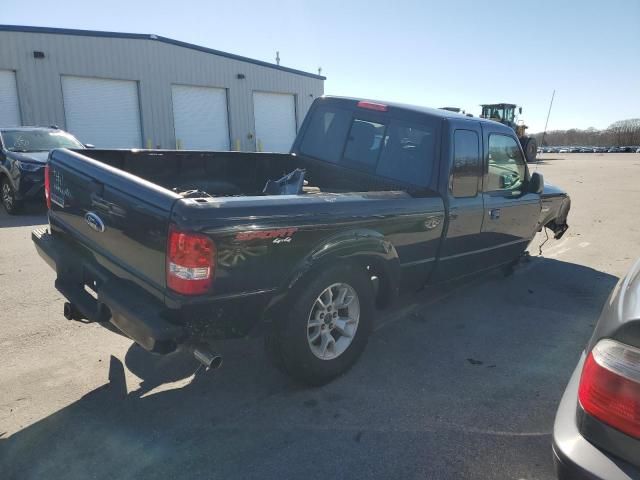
[46,147,443,310]
[81,149,424,198]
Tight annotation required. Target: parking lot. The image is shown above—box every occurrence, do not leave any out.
[0,152,638,479]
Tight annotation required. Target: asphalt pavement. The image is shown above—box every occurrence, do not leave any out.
[1,153,638,479]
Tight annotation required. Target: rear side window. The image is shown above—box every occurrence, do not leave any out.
[451,129,480,197]
[376,120,435,186]
[299,106,351,163]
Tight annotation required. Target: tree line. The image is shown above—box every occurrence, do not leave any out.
[532,118,640,146]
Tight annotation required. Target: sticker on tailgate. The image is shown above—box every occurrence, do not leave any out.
[51,169,71,208]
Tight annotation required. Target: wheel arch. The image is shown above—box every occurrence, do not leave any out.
[266,229,401,319]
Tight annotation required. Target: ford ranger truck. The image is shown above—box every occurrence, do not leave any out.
[32,96,570,385]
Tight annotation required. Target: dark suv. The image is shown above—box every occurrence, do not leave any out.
[0,127,85,214]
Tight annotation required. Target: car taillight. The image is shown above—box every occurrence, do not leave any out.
[44,163,51,209]
[578,338,640,439]
[166,226,215,295]
[356,101,388,112]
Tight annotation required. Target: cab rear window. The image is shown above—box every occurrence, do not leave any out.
[343,119,385,169]
[299,104,436,187]
[299,106,351,163]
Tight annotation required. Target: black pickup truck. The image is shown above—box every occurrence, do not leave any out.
[33,96,570,384]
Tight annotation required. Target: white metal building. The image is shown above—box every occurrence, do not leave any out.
[0,25,325,152]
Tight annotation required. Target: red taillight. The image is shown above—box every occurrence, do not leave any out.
[44,163,51,209]
[166,226,216,295]
[356,101,388,112]
[578,338,640,439]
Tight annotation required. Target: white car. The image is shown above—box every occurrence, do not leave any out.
[558,148,569,153]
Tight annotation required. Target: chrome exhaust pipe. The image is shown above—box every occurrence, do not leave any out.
[193,346,223,371]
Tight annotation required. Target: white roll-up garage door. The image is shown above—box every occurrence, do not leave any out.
[172,85,230,150]
[253,92,296,153]
[0,70,21,126]
[62,76,142,148]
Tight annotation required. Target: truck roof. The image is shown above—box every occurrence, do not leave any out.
[322,96,513,132]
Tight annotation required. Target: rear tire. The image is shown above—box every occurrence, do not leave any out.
[267,263,374,386]
[1,178,22,215]
[521,137,538,163]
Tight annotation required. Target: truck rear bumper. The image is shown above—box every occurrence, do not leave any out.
[32,226,185,353]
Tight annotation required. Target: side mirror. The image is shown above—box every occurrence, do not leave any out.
[85,144,95,149]
[519,107,523,114]
[529,172,544,194]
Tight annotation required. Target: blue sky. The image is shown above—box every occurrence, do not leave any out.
[3,0,639,132]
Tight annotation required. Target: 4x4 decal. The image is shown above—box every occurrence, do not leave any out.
[235,227,298,242]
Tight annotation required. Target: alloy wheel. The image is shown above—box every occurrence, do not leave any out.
[307,282,360,360]
[2,183,13,211]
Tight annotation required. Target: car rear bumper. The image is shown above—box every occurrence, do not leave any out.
[552,353,639,480]
[32,226,185,353]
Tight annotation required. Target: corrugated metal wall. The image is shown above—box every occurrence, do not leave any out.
[0,30,324,150]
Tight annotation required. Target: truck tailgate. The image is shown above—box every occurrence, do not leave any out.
[47,148,180,294]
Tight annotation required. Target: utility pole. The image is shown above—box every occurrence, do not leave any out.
[541,90,556,147]
[275,51,280,66]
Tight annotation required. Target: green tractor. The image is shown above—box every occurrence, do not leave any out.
[480,103,537,162]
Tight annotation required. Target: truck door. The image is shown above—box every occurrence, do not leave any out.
[479,126,541,266]
[433,121,486,280]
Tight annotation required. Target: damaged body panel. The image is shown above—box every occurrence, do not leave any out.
[539,182,571,238]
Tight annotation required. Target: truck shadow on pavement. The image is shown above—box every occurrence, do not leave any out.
[0,257,618,480]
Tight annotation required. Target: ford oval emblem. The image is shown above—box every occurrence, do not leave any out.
[85,212,105,233]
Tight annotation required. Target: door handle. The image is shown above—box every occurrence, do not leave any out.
[489,208,501,220]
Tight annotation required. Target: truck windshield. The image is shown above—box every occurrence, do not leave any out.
[1,130,84,152]
[299,104,436,187]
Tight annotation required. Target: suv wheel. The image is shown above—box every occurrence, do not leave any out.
[268,263,374,385]
[1,178,21,215]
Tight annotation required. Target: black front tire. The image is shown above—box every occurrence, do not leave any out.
[1,178,22,215]
[267,263,374,386]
